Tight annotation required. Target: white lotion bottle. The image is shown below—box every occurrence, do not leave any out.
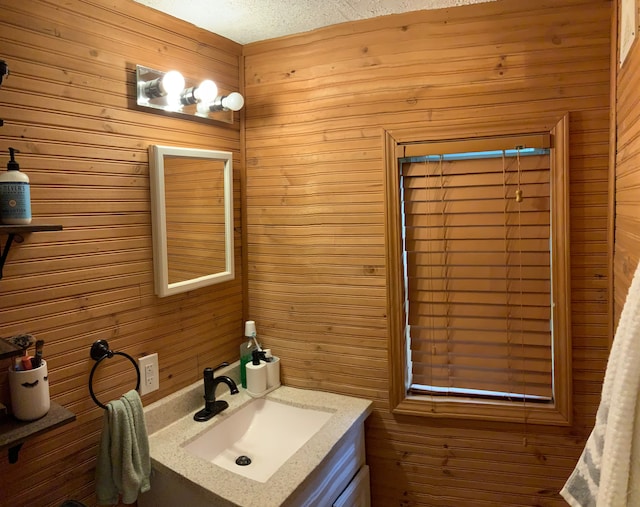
[264,349,281,390]
[246,349,267,397]
[0,148,31,224]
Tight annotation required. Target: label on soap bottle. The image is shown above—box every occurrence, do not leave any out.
[0,182,31,220]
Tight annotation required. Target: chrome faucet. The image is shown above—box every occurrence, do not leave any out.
[194,362,239,422]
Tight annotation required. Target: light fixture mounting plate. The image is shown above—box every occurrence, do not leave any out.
[135,64,234,125]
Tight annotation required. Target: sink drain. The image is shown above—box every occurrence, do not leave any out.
[235,455,252,466]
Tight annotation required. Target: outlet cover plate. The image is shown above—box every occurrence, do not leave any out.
[138,353,159,395]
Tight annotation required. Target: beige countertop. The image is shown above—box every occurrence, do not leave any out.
[143,365,372,507]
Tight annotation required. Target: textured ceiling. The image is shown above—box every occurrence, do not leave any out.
[132,0,495,44]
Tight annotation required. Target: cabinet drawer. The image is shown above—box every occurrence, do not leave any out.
[333,465,371,507]
[284,423,365,507]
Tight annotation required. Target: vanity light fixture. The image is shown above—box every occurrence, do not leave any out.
[135,65,244,124]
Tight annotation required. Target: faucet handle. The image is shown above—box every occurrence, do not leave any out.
[213,361,229,372]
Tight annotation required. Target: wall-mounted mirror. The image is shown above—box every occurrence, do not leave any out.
[149,145,234,297]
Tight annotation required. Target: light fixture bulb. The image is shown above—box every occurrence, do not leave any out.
[160,70,185,96]
[164,94,182,112]
[194,80,218,104]
[196,100,212,116]
[221,92,244,111]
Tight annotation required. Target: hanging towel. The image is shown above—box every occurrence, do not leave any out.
[96,389,151,505]
[561,261,640,506]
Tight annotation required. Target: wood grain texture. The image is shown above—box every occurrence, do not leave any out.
[615,0,640,326]
[0,0,242,505]
[244,0,611,505]
[0,0,614,505]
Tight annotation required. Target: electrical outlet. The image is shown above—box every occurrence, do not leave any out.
[138,353,159,395]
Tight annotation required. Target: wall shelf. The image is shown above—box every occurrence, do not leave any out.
[0,224,62,280]
[0,402,75,463]
[0,224,70,462]
[0,338,24,360]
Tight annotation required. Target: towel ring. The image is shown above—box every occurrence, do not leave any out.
[89,340,141,410]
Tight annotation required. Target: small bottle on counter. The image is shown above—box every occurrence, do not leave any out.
[264,349,281,390]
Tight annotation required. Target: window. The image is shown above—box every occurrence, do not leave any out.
[385,117,571,425]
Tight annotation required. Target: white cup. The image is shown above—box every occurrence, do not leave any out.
[8,359,50,421]
[244,321,256,336]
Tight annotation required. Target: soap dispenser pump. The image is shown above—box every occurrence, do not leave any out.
[0,148,31,225]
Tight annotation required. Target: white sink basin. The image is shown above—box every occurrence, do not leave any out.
[182,397,333,482]
[143,381,373,507]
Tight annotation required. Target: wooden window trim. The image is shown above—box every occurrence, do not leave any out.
[384,115,572,426]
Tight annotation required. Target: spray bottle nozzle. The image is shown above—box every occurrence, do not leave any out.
[250,332,262,351]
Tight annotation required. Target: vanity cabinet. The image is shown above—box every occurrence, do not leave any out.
[140,383,372,507]
[283,421,370,507]
[140,420,371,507]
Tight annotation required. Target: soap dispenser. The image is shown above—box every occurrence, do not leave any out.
[0,148,31,224]
[246,349,267,397]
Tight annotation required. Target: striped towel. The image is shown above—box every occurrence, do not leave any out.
[561,261,640,506]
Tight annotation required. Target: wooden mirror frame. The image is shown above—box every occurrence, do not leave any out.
[149,145,234,297]
[384,114,572,426]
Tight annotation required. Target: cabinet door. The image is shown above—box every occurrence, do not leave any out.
[333,465,371,507]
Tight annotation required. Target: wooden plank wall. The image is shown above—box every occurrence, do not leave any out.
[615,1,640,323]
[0,0,243,505]
[243,0,612,505]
